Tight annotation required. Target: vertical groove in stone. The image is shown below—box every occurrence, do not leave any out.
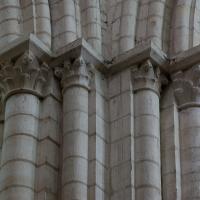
[62,87,89,200]
[0,0,22,46]
[88,78,98,200]
[0,94,40,200]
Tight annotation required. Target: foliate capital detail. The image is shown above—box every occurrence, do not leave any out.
[0,50,50,101]
[55,56,92,92]
[172,65,200,109]
[132,59,160,94]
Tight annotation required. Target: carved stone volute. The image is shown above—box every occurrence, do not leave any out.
[132,59,161,95]
[172,65,200,109]
[0,50,50,101]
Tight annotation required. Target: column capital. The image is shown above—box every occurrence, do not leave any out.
[132,59,161,95]
[0,50,50,101]
[55,56,92,92]
[172,65,200,109]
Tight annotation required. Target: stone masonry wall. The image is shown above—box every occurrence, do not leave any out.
[1,0,200,200]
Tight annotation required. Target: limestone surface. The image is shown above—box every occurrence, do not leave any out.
[0,1,200,200]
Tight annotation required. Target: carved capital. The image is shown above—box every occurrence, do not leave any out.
[172,65,200,109]
[132,60,161,95]
[55,56,92,92]
[0,50,50,101]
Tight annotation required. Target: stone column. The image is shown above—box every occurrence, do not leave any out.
[132,60,161,200]
[172,65,200,200]
[58,57,91,200]
[0,51,49,200]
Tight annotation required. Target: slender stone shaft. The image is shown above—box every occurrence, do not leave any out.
[81,0,102,54]
[172,66,200,200]
[132,60,161,200]
[179,107,200,200]
[0,94,39,200]
[60,57,90,200]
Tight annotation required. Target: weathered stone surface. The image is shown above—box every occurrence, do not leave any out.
[1,1,200,200]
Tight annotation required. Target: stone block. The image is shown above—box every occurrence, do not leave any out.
[88,160,109,190]
[121,69,132,92]
[0,161,35,191]
[35,165,58,194]
[63,111,88,134]
[110,92,132,121]
[89,114,109,142]
[62,182,87,200]
[36,191,57,200]
[63,87,88,114]
[5,94,40,118]
[134,90,159,117]
[96,93,109,121]
[37,139,59,169]
[135,136,160,163]
[111,136,132,167]
[135,187,161,200]
[89,135,108,166]
[4,114,38,139]
[111,161,133,192]
[109,73,121,98]
[39,118,60,144]
[135,115,159,137]
[62,157,88,185]
[111,186,134,200]
[111,115,133,142]
[161,149,176,174]
[1,135,37,164]
[135,161,161,188]
[0,187,34,200]
[180,108,200,130]
[89,185,109,200]
[63,131,88,160]
[95,72,108,97]
[40,96,61,122]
